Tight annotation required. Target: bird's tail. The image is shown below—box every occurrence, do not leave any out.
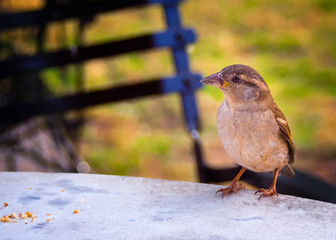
[279,164,295,177]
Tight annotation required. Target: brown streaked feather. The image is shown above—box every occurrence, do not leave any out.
[272,103,295,165]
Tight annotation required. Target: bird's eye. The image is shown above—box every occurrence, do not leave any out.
[232,75,241,83]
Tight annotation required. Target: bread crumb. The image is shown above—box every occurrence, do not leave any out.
[31,216,37,222]
[0,210,40,224]
[19,213,27,219]
[9,213,19,219]
[26,212,34,218]
[4,202,8,208]
[19,212,35,220]
[73,209,81,214]
[0,216,11,222]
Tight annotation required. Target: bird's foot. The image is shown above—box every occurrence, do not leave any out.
[255,186,278,200]
[216,182,246,198]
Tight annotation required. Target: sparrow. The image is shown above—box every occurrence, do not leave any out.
[201,64,295,199]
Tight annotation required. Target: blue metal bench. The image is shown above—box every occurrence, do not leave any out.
[0,0,202,132]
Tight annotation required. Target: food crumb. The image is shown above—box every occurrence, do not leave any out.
[4,202,8,208]
[73,209,81,214]
[46,213,52,216]
[9,213,19,219]
[1,211,38,224]
[19,212,35,220]
[0,216,11,222]
[26,212,34,218]
[61,190,65,192]
[19,213,27,219]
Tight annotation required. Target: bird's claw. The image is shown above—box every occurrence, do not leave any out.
[255,187,278,200]
[216,183,246,198]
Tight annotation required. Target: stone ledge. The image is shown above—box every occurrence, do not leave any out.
[0,172,335,240]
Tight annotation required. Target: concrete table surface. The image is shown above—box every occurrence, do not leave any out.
[0,172,335,240]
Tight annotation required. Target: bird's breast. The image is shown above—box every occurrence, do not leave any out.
[217,101,289,172]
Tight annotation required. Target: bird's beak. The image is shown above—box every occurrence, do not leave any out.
[201,72,230,89]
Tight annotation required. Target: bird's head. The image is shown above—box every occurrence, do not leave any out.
[201,64,273,109]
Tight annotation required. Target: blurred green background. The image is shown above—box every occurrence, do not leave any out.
[2,0,336,183]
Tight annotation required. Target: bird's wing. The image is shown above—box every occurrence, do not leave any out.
[272,103,295,164]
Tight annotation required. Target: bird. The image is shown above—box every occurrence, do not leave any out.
[201,64,295,200]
